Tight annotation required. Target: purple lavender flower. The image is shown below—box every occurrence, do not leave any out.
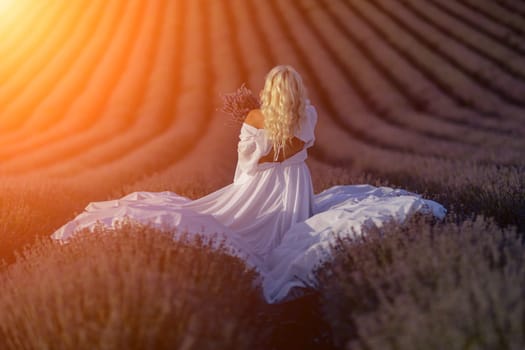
[219,84,261,125]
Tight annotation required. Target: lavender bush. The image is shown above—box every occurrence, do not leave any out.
[318,215,525,350]
[0,169,524,349]
[0,221,265,350]
[219,84,261,125]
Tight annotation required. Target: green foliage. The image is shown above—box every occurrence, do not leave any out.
[318,215,525,350]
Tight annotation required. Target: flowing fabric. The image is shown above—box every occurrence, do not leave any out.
[51,104,446,303]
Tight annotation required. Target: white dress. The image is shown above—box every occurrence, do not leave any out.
[51,104,446,303]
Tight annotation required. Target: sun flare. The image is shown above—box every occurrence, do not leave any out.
[0,0,106,130]
[0,0,28,18]
[0,0,29,38]
[0,0,15,11]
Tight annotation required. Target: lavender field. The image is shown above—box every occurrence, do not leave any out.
[0,0,524,349]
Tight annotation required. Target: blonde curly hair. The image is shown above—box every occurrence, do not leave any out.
[260,65,308,161]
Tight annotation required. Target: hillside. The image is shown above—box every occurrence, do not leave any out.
[0,0,522,190]
[0,1,524,349]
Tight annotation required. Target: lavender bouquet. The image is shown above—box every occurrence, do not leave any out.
[219,83,260,125]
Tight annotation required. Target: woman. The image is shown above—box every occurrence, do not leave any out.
[53,66,318,261]
[52,65,446,303]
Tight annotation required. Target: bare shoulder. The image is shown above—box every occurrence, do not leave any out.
[244,109,265,129]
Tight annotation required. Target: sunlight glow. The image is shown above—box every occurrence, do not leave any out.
[0,0,15,12]
[0,0,97,132]
[0,0,186,175]
[0,0,29,42]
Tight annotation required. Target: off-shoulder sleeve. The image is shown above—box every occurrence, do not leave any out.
[295,104,317,148]
[233,124,271,184]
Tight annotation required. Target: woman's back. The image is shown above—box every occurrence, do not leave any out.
[244,109,305,164]
[234,102,317,183]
